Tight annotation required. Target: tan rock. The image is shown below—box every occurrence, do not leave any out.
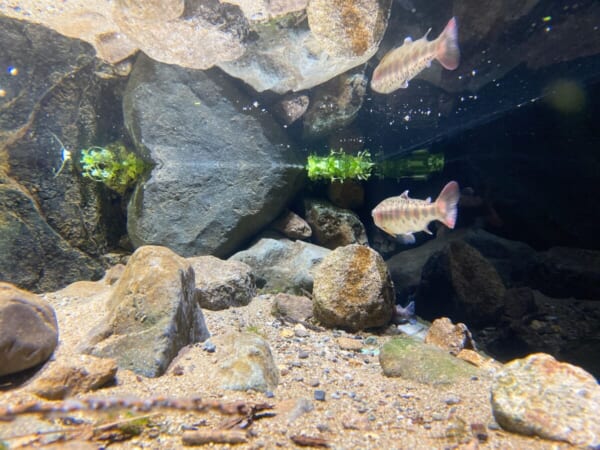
[336,337,363,351]
[313,244,394,331]
[424,317,476,355]
[271,210,312,240]
[29,354,117,400]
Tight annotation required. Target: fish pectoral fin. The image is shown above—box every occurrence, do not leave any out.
[423,224,433,235]
[400,190,410,199]
[401,80,409,88]
[403,36,413,44]
[425,196,431,203]
[397,233,416,244]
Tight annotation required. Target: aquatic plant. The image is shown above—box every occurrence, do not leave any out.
[306,149,374,182]
[305,148,444,182]
[375,149,445,181]
[80,142,149,195]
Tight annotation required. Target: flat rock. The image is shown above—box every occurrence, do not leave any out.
[312,244,394,331]
[28,354,117,400]
[213,331,279,392]
[379,336,480,386]
[491,353,600,447]
[230,237,329,294]
[188,256,255,311]
[82,246,209,377]
[0,283,58,376]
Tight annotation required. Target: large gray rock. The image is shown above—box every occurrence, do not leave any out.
[0,283,58,376]
[491,353,600,448]
[312,244,394,331]
[83,246,209,377]
[0,16,119,291]
[230,237,330,294]
[124,55,305,257]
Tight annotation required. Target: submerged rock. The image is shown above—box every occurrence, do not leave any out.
[424,317,476,356]
[188,256,256,311]
[124,55,305,257]
[304,199,368,249]
[230,237,329,293]
[312,244,394,331]
[491,353,600,447]
[379,336,480,385]
[417,240,506,327]
[0,283,59,376]
[213,331,279,392]
[27,354,117,400]
[82,246,209,377]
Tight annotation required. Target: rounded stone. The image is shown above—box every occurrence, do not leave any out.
[0,282,59,376]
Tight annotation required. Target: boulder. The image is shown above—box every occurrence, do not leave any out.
[230,237,329,294]
[312,244,394,331]
[416,240,506,327]
[491,353,600,447]
[0,16,122,291]
[188,256,256,311]
[0,283,59,376]
[82,246,209,377]
[124,55,305,257]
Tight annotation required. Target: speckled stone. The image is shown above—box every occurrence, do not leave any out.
[214,331,279,392]
[313,244,394,332]
[491,353,600,447]
[424,317,476,355]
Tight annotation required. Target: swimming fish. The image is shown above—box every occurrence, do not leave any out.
[392,300,416,325]
[371,180,460,244]
[370,17,460,94]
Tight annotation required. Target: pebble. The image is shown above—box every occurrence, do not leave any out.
[202,340,216,352]
[294,323,309,337]
[280,329,295,339]
[298,350,309,359]
[314,390,326,401]
[444,395,461,405]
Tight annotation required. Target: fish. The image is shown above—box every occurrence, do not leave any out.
[392,300,416,325]
[371,180,460,244]
[370,17,460,94]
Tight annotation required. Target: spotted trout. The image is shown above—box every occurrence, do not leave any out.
[371,181,460,244]
[370,17,460,94]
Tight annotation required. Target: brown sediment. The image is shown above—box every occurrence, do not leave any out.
[336,0,369,56]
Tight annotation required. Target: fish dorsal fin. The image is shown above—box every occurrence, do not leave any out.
[425,196,431,203]
[422,27,432,41]
[400,190,410,199]
[403,36,413,45]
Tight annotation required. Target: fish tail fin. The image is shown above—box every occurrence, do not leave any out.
[436,17,460,70]
[436,181,460,229]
